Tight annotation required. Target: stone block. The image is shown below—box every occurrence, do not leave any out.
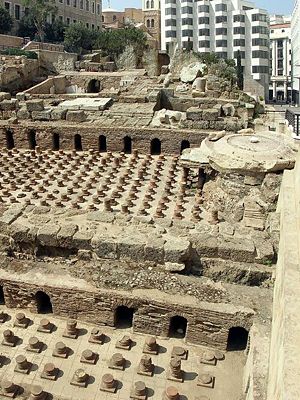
[0,92,11,101]
[37,224,61,247]
[10,223,30,243]
[32,109,52,121]
[0,234,12,253]
[0,99,18,111]
[165,262,185,272]
[26,99,44,112]
[217,236,256,263]
[222,103,235,117]
[164,237,191,264]
[202,109,220,121]
[57,224,78,247]
[66,110,86,123]
[144,237,165,263]
[16,92,26,101]
[118,235,145,262]
[17,107,30,120]
[91,234,118,259]
[186,107,203,121]
[72,230,94,249]
[51,108,67,120]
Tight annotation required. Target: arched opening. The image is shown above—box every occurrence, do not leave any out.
[28,129,36,150]
[115,305,135,329]
[151,19,155,27]
[146,0,149,8]
[180,140,190,154]
[99,135,107,152]
[87,79,101,93]
[0,286,5,305]
[5,129,14,150]
[52,132,59,151]
[35,291,53,314]
[227,327,249,351]
[150,138,161,155]
[169,316,187,339]
[146,19,150,27]
[151,0,154,7]
[74,134,83,151]
[123,136,132,154]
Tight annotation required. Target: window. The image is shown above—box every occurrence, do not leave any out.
[252,50,268,59]
[97,3,100,14]
[215,3,227,11]
[182,29,193,37]
[4,2,10,12]
[216,27,227,35]
[182,18,193,25]
[182,6,193,14]
[234,39,245,46]
[165,0,176,3]
[147,19,150,27]
[252,13,267,22]
[151,0,154,7]
[199,40,210,48]
[216,40,227,47]
[59,15,63,21]
[198,16,209,24]
[252,66,269,74]
[234,27,245,34]
[80,0,83,8]
[91,24,94,29]
[198,4,209,12]
[216,15,227,23]
[66,17,70,24]
[216,51,227,59]
[252,26,268,34]
[73,19,77,23]
[233,14,245,22]
[234,51,245,58]
[199,28,210,36]
[151,19,154,27]
[166,19,176,26]
[252,38,268,47]
[73,0,77,7]
[146,0,149,8]
[92,1,95,12]
[66,0,70,5]
[85,0,89,11]
[166,7,176,15]
[14,4,20,20]
[166,31,176,38]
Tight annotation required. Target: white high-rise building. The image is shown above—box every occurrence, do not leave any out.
[161,0,270,97]
[292,0,300,105]
[269,15,292,102]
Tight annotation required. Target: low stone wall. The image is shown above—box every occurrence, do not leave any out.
[36,50,77,74]
[0,275,254,350]
[0,34,23,50]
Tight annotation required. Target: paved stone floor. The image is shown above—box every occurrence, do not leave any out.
[0,149,202,221]
[0,307,245,400]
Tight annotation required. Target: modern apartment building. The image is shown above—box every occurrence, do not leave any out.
[292,0,300,105]
[1,0,102,34]
[161,0,270,97]
[142,0,161,47]
[269,15,292,102]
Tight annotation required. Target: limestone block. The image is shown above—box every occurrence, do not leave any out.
[51,108,67,120]
[66,110,87,123]
[0,206,24,226]
[161,65,169,75]
[164,237,191,264]
[175,84,189,93]
[186,107,203,121]
[0,234,11,253]
[118,235,145,262]
[222,103,235,117]
[9,223,30,243]
[37,224,61,247]
[72,230,94,249]
[0,92,11,101]
[32,109,52,121]
[0,99,19,111]
[16,92,26,101]
[17,107,31,120]
[144,237,165,263]
[180,62,206,83]
[91,234,118,259]
[192,77,206,92]
[217,236,256,263]
[57,224,78,247]
[192,90,207,98]
[26,99,44,112]
[165,262,185,272]
[191,234,218,258]
[202,109,219,121]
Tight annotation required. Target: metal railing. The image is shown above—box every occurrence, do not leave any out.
[286,109,300,136]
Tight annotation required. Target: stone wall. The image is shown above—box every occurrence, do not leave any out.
[0,277,254,350]
[266,149,300,400]
[0,123,207,155]
[36,50,77,74]
[0,56,39,93]
[0,34,23,49]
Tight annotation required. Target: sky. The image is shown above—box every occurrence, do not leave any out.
[107,0,294,15]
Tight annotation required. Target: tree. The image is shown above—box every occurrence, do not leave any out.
[17,9,37,39]
[20,0,57,42]
[0,7,13,34]
[44,19,65,42]
[236,50,244,90]
[64,23,99,54]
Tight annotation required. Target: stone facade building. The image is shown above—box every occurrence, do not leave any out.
[1,0,102,33]
[161,0,270,97]
[142,0,161,48]
[269,15,292,102]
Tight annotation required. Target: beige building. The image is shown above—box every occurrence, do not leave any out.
[1,0,102,34]
[142,0,161,48]
[101,7,143,29]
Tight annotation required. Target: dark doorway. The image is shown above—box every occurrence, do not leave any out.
[0,286,5,305]
[52,132,59,151]
[28,130,37,150]
[87,79,101,93]
[169,316,187,339]
[123,136,132,154]
[35,291,53,314]
[180,140,190,154]
[115,306,134,329]
[74,134,83,151]
[5,129,14,150]
[99,135,107,152]
[227,327,249,351]
[150,138,161,155]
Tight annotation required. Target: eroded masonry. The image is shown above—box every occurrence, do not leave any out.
[0,54,297,400]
